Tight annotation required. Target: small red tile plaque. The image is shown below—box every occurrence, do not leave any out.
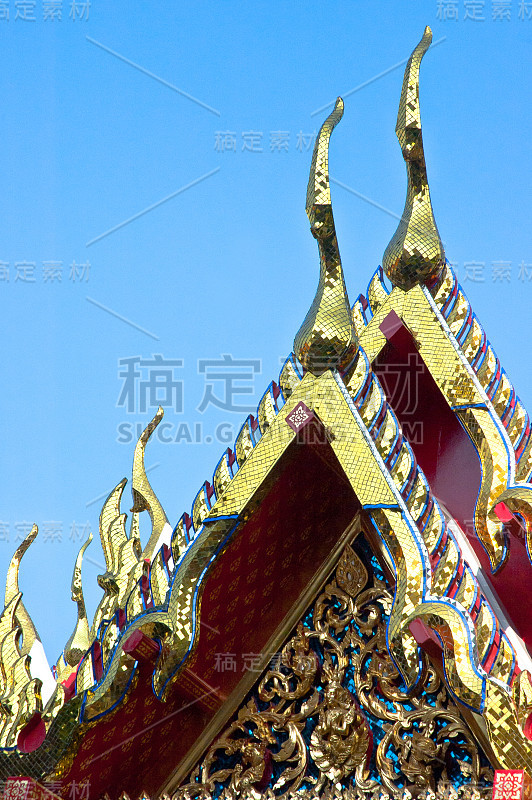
[493,770,531,800]
[285,401,314,433]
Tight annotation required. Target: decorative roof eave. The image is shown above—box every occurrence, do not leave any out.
[356,265,532,578]
[14,357,529,779]
[429,262,532,484]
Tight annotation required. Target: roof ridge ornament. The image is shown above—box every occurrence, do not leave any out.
[5,523,38,607]
[4,523,40,656]
[63,532,93,668]
[382,26,446,291]
[294,97,357,375]
[132,406,170,561]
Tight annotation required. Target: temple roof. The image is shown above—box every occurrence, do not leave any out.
[1,25,532,800]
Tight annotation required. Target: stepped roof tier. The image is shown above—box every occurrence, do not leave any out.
[2,26,532,800]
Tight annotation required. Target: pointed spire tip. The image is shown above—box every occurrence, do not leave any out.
[295,99,357,375]
[382,27,445,290]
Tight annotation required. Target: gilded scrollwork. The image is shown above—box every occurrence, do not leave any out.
[309,673,371,784]
[175,541,491,799]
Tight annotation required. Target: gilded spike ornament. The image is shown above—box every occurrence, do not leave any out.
[4,524,37,607]
[132,406,170,560]
[62,532,93,669]
[0,527,58,750]
[382,26,446,290]
[294,97,357,375]
[4,525,39,657]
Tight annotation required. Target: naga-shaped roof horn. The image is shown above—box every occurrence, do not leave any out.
[63,532,93,669]
[294,97,357,375]
[4,523,39,656]
[382,26,446,290]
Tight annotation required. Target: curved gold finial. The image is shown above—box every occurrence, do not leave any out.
[5,524,38,607]
[72,531,93,605]
[382,26,445,290]
[294,97,357,375]
[64,532,93,667]
[4,524,39,659]
[90,478,143,638]
[0,529,59,748]
[131,407,169,560]
[99,479,127,576]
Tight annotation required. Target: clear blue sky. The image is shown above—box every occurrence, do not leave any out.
[0,1,531,662]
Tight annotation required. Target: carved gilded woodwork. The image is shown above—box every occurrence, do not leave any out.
[174,541,492,798]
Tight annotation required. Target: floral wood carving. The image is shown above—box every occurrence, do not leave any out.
[174,540,493,799]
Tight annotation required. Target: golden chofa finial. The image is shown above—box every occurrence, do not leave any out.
[132,407,170,561]
[5,523,38,606]
[294,97,357,375]
[63,532,93,668]
[4,523,40,654]
[382,26,445,291]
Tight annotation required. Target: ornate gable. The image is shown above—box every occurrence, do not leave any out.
[2,26,532,800]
